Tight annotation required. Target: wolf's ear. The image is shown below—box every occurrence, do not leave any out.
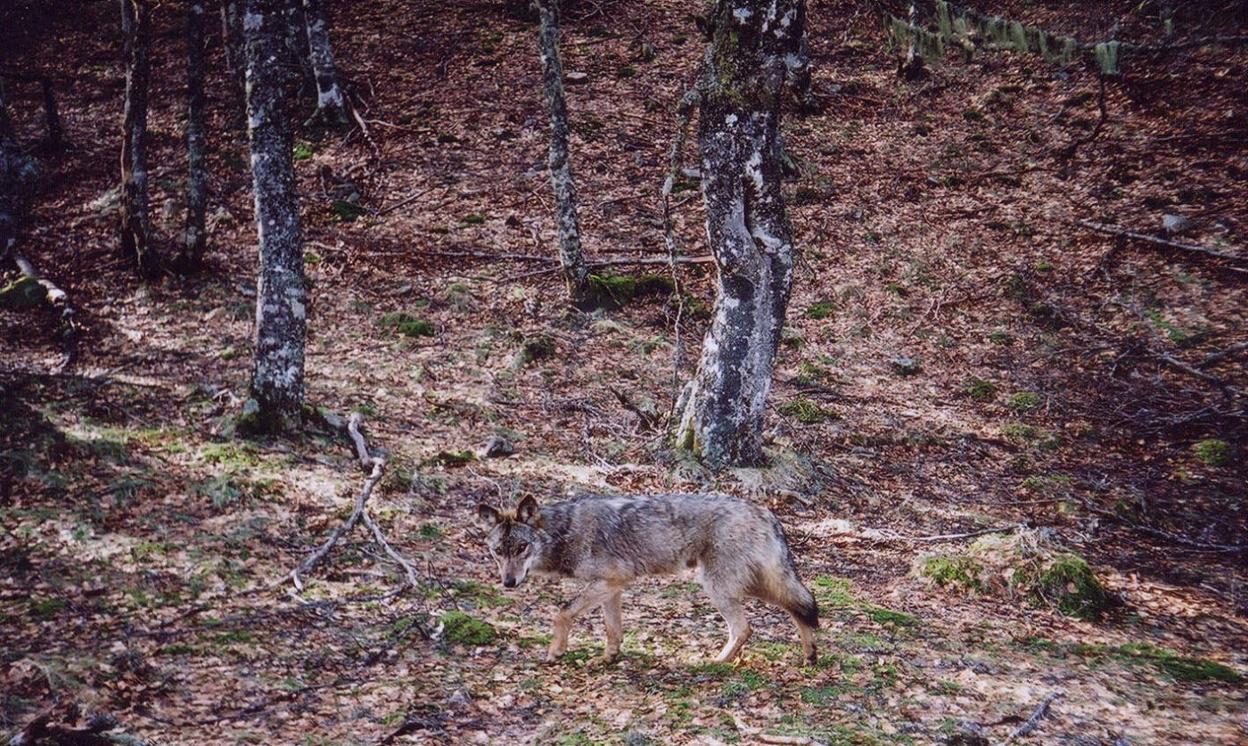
[516,495,541,526]
[475,503,501,527]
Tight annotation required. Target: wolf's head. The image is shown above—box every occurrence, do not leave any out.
[475,496,544,588]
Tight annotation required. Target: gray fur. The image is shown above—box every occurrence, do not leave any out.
[476,493,818,665]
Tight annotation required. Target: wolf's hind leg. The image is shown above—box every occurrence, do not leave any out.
[706,591,752,663]
[549,580,615,662]
[793,615,817,665]
[602,588,624,661]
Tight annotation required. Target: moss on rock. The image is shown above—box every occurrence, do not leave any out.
[916,529,1110,620]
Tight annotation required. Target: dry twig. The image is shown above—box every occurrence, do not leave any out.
[998,691,1061,745]
[289,414,425,599]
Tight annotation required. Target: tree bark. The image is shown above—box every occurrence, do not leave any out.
[534,0,589,301]
[673,0,801,469]
[221,0,247,124]
[301,0,351,127]
[120,0,156,275]
[180,0,208,271]
[242,0,309,433]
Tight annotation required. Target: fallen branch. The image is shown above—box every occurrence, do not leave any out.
[903,524,1019,542]
[732,714,826,746]
[7,251,79,371]
[7,706,149,746]
[1199,341,1248,369]
[998,691,1060,745]
[1076,220,1248,274]
[290,414,425,599]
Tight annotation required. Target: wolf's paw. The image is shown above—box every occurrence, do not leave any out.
[545,646,566,663]
[601,649,620,664]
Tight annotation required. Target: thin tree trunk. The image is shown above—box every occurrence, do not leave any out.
[534,0,589,301]
[221,0,247,126]
[120,0,156,275]
[0,79,13,143]
[242,0,308,433]
[39,76,63,151]
[672,0,801,468]
[285,0,315,96]
[301,0,350,127]
[898,0,926,79]
[180,0,208,271]
[787,0,815,110]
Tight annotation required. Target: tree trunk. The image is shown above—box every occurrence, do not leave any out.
[786,0,815,110]
[242,0,308,433]
[284,0,315,96]
[180,0,208,271]
[221,0,247,124]
[534,0,589,301]
[301,0,350,127]
[120,0,156,275]
[672,0,801,469]
[898,1,926,80]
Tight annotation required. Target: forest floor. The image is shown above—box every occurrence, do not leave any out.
[2,0,1247,744]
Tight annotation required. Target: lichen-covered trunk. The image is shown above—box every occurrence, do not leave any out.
[673,0,801,469]
[180,0,208,271]
[221,0,247,123]
[301,0,350,127]
[120,0,156,275]
[535,0,589,301]
[243,0,308,433]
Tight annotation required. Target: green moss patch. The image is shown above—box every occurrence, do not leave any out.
[777,399,836,424]
[1192,439,1230,467]
[583,273,674,310]
[805,301,835,320]
[916,529,1110,620]
[964,378,997,402]
[1005,391,1043,412]
[440,611,496,646]
[378,312,435,338]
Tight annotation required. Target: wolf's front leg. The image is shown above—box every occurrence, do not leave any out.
[548,580,614,662]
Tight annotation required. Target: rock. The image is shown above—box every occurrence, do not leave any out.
[1162,213,1192,234]
[478,435,515,459]
[943,721,989,746]
[891,355,922,376]
[0,275,46,310]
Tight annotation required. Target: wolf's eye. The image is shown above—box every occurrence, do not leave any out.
[515,541,529,554]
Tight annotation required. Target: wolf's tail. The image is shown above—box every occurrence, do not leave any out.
[764,523,819,630]
[778,564,820,630]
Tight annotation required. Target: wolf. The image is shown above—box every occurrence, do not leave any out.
[475,493,819,665]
